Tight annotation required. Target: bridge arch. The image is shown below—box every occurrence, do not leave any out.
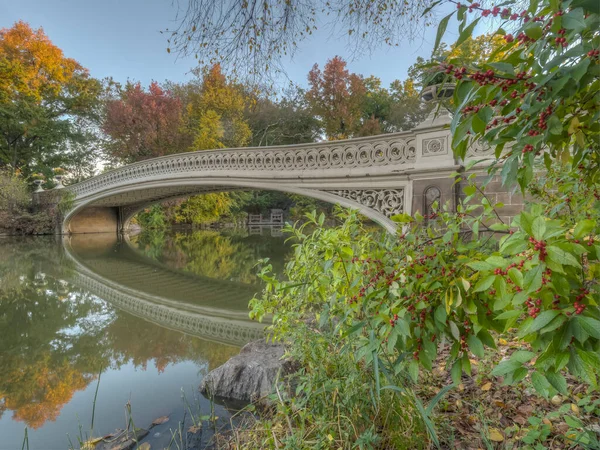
[64,178,406,234]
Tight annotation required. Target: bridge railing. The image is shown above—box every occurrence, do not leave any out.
[66,130,422,199]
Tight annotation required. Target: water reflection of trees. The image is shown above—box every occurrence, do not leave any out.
[130,229,290,284]
[0,238,239,429]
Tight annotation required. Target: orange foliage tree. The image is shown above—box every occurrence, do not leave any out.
[306,56,366,140]
[0,21,101,175]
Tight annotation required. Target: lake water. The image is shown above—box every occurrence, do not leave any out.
[0,228,290,450]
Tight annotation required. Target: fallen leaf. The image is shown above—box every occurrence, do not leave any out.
[551,395,563,405]
[517,404,534,415]
[488,428,504,442]
[571,403,580,415]
[188,425,202,434]
[458,383,465,391]
[152,415,169,426]
[481,382,492,391]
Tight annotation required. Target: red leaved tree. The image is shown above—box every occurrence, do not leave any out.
[103,82,192,163]
[306,56,366,140]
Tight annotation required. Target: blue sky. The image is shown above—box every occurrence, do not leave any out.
[1,0,458,89]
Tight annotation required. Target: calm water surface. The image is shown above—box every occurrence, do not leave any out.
[0,228,289,450]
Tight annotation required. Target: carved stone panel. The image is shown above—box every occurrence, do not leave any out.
[422,138,447,157]
[326,189,405,218]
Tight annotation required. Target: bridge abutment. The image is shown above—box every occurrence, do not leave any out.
[66,206,120,234]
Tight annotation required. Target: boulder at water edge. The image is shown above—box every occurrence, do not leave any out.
[200,339,296,402]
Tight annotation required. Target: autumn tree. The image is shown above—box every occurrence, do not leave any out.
[185,64,252,150]
[386,78,430,130]
[306,56,366,140]
[408,34,507,87]
[0,21,101,175]
[246,86,320,146]
[103,81,191,164]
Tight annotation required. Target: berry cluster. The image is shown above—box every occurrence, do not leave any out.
[525,297,543,318]
[573,301,586,314]
[528,236,548,261]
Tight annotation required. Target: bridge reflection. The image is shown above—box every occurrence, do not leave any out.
[63,234,265,346]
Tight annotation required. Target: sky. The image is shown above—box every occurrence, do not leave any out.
[0,0,459,89]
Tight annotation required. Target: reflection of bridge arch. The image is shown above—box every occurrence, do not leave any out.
[62,238,265,346]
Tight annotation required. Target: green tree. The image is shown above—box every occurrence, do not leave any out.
[246,87,320,146]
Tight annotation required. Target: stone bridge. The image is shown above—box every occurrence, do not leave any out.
[56,110,500,234]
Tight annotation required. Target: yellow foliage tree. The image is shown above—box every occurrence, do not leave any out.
[190,64,251,151]
[445,34,507,65]
[174,65,252,224]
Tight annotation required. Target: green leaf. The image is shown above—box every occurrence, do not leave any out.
[562,8,586,33]
[486,255,508,268]
[451,359,462,385]
[555,352,570,371]
[495,310,522,320]
[547,115,563,135]
[491,359,523,376]
[520,212,534,236]
[519,310,560,337]
[463,185,477,196]
[572,0,600,13]
[455,18,480,48]
[564,415,585,428]
[408,359,419,382]
[478,329,496,349]
[507,268,524,288]
[467,334,485,358]
[573,219,595,239]
[488,62,515,75]
[532,216,547,241]
[433,12,454,55]
[511,350,536,363]
[577,316,600,339]
[546,246,582,268]
[434,305,447,324]
[523,264,543,294]
[474,275,496,292]
[449,321,460,340]
[421,0,442,16]
[525,24,543,40]
[531,371,552,398]
[546,371,568,395]
[467,261,494,271]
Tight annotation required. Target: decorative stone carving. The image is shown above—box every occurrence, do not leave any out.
[326,189,405,218]
[422,138,447,156]
[67,135,417,198]
[467,139,495,157]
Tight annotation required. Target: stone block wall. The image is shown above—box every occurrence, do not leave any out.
[457,174,527,225]
[410,173,527,225]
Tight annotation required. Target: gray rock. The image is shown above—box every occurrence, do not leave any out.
[200,339,296,402]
